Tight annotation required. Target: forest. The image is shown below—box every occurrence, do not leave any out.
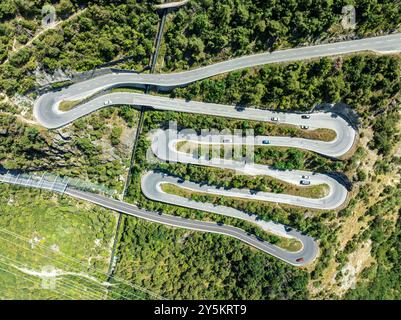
[114,107,339,299]
[171,55,401,118]
[114,214,310,299]
[0,0,400,300]
[162,0,401,70]
[1,1,400,95]
[114,51,401,299]
[0,0,159,95]
[0,107,138,192]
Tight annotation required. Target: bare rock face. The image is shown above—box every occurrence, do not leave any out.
[35,67,72,86]
[57,129,73,141]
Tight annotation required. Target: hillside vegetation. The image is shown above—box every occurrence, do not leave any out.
[161,0,401,70]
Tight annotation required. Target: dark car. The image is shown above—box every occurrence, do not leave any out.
[296,257,304,262]
[301,115,310,119]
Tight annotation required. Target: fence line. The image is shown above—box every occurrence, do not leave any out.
[0,170,116,197]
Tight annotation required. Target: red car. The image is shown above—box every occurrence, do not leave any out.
[296,258,304,262]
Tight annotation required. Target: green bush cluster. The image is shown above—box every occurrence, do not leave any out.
[0,0,159,95]
[171,55,401,115]
[163,0,401,70]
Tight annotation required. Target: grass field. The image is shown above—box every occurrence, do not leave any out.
[0,184,118,299]
[58,100,82,112]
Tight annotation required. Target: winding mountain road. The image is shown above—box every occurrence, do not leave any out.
[34,32,401,129]
[0,171,317,266]
[148,129,348,210]
[28,33,401,265]
[35,92,356,158]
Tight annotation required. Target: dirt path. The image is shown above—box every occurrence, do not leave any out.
[3,8,88,66]
[0,112,38,126]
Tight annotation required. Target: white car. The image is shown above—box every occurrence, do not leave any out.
[302,175,310,179]
[300,180,311,186]
[300,125,309,129]
[271,117,279,121]
[104,100,112,105]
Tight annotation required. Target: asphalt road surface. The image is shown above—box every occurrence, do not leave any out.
[35,33,401,99]
[0,171,318,266]
[34,32,401,129]
[65,187,318,266]
[35,92,356,159]
[148,129,348,210]
[30,34,399,265]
